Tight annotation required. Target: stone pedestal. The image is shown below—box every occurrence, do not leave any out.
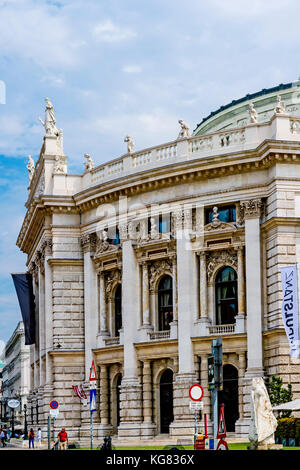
[169,373,197,438]
[118,378,143,439]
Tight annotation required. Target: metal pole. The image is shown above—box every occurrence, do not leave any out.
[90,412,93,450]
[194,411,197,448]
[53,417,55,443]
[212,389,218,438]
[47,416,50,450]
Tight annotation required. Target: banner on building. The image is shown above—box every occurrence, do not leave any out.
[11,273,36,345]
[280,265,300,358]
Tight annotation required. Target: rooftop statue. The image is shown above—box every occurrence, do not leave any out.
[248,377,278,449]
[124,135,134,154]
[39,98,60,136]
[178,119,190,138]
[274,95,286,114]
[27,155,35,183]
[249,103,258,123]
[84,153,94,172]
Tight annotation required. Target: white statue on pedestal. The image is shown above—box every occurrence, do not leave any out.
[39,98,60,136]
[27,155,35,183]
[178,119,190,138]
[249,103,258,123]
[248,377,278,448]
[124,135,134,154]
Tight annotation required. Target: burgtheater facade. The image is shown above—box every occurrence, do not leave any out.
[17,82,300,440]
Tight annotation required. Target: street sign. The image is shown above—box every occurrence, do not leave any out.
[50,400,59,410]
[217,404,227,439]
[90,388,97,413]
[50,408,59,418]
[7,399,20,409]
[189,384,204,402]
[189,401,203,412]
[216,439,228,450]
[89,360,97,381]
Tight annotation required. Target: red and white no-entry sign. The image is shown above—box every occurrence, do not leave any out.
[189,384,204,402]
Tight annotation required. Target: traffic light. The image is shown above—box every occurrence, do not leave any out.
[207,338,223,391]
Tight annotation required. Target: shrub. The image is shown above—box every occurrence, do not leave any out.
[276,418,300,439]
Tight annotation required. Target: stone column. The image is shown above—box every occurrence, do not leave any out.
[241,199,264,376]
[140,360,155,438]
[82,233,98,382]
[38,266,45,386]
[99,272,109,335]
[118,229,142,438]
[170,208,197,438]
[97,365,113,436]
[43,240,53,385]
[196,251,210,335]
[239,199,264,438]
[142,262,150,326]
[170,255,178,339]
[235,352,248,438]
[235,246,246,333]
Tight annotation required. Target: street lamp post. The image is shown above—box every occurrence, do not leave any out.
[23,404,28,439]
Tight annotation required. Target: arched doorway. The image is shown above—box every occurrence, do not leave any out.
[160,369,174,433]
[218,364,239,432]
[158,275,173,331]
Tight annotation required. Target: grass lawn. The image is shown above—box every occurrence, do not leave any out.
[76,442,300,450]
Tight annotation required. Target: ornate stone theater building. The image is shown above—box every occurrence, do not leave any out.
[17,82,300,441]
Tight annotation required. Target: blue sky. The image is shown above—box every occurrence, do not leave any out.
[1,0,300,344]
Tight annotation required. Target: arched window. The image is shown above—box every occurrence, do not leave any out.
[215,267,238,325]
[114,284,122,336]
[158,275,173,331]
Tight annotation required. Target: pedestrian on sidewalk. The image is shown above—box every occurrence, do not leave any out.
[0,428,6,447]
[57,427,68,450]
[37,428,42,448]
[28,428,35,449]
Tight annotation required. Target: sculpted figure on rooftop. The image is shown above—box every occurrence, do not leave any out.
[27,155,35,183]
[124,135,135,154]
[39,98,60,136]
[249,103,258,123]
[178,119,190,138]
[84,153,94,172]
[274,95,286,114]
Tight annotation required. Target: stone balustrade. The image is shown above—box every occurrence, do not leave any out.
[148,330,171,341]
[84,113,299,191]
[208,324,235,335]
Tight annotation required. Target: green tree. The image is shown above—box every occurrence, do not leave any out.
[267,375,293,418]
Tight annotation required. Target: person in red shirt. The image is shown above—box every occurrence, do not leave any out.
[57,427,68,450]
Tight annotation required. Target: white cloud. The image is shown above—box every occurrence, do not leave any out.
[93,20,136,43]
[122,65,142,74]
[0,0,85,68]
[208,0,292,18]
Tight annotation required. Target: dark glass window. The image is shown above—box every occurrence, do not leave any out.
[205,205,236,225]
[114,284,122,336]
[159,214,171,234]
[107,226,120,245]
[215,267,238,325]
[158,275,173,331]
